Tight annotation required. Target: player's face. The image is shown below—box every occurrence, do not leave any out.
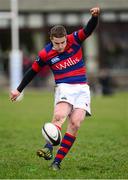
[51,36,67,53]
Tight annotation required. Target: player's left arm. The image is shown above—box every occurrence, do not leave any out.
[84,7,100,37]
[74,7,100,43]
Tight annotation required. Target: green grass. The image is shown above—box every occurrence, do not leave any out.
[0,90,128,179]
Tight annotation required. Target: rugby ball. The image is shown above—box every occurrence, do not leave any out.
[42,123,62,146]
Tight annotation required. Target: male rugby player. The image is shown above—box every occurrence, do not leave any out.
[10,7,100,170]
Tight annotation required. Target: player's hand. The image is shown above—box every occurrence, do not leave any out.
[90,7,100,17]
[10,89,20,102]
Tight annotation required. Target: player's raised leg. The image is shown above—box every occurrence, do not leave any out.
[52,102,72,127]
[37,102,72,160]
[51,108,86,170]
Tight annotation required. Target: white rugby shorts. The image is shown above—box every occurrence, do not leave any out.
[54,83,91,116]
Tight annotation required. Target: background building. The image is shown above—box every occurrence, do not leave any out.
[0,0,128,92]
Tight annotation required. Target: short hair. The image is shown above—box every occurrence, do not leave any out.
[50,25,67,39]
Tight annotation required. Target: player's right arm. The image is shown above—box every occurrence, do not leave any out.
[10,68,37,101]
[10,50,47,102]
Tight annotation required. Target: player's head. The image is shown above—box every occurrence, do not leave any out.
[50,25,67,53]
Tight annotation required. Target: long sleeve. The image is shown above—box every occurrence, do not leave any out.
[84,16,98,37]
[72,16,99,43]
[17,67,37,92]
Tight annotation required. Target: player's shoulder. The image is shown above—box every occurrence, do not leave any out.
[39,42,52,54]
[68,28,86,44]
[67,33,76,44]
[44,42,53,53]
[38,42,52,59]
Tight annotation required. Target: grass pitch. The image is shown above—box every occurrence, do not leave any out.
[0,90,128,179]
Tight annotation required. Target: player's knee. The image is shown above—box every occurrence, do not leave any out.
[54,112,66,122]
[70,120,81,131]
